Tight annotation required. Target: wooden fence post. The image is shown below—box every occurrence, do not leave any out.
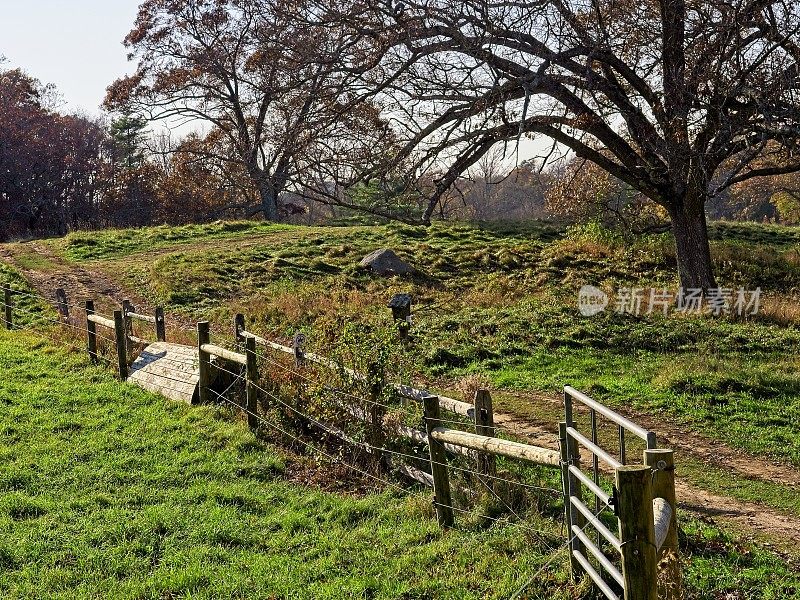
[293,332,306,368]
[56,288,69,321]
[234,313,246,351]
[197,321,211,406]
[367,374,387,470]
[85,300,98,364]
[122,300,134,356]
[245,335,259,429]
[423,395,454,527]
[616,465,658,600]
[473,389,496,483]
[155,307,166,342]
[113,310,128,380]
[645,449,681,600]
[3,289,12,330]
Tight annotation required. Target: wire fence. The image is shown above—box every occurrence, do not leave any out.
[0,280,678,599]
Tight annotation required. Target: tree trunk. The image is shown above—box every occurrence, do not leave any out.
[669,199,716,290]
[257,180,279,222]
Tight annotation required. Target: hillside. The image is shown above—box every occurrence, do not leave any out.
[2,219,800,597]
[0,329,573,598]
[3,324,800,598]
[6,220,800,464]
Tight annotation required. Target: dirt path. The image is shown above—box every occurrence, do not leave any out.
[493,400,800,555]
[0,244,201,340]
[499,390,800,488]
[0,244,146,315]
[3,242,800,556]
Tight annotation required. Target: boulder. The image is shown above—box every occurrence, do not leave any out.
[359,249,415,276]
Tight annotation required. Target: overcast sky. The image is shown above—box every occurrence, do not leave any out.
[0,1,140,115]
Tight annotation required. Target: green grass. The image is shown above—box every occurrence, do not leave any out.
[485,346,800,466]
[7,220,800,468]
[4,219,800,537]
[0,264,52,328]
[0,330,798,598]
[56,222,297,261]
[0,329,572,599]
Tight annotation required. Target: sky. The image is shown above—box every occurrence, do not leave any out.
[0,1,545,164]
[0,0,141,115]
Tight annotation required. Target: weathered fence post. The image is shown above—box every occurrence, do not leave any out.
[113,310,128,380]
[616,465,658,600]
[122,300,134,356]
[245,334,259,429]
[367,374,387,470]
[423,394,454,527]
[155,307,166,342]
[197,321,211,406]
[388,293,412,342]
[3,288,12,330]
[293,332,306,368]
[234,313,246,351]
[85,300,98,364]
[473,389,496,483]
[56,288,69,321]
[645,448,681,600]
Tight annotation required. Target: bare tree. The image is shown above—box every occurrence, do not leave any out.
[106,0,389,221]
[352,0,800,288]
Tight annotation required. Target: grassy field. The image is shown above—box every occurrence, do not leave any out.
[16,219,800,470]
[0,328,570,599]
[1,328,799,599]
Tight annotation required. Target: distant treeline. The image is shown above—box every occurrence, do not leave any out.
[2,66,798,242]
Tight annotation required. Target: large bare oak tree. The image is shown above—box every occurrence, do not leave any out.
[353,0,800,288]
[106,0,389,221]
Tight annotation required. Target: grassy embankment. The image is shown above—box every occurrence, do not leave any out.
[6,220,800,522]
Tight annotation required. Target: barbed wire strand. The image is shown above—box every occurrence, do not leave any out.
[0,284,121,317]
[209,383,561,540]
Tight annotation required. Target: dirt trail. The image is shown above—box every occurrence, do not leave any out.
[0,244,200,338]
[0,244,146,314]
[3,243,800,555]
[494,403,800,554]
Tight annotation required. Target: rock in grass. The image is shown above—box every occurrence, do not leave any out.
[359,249,415,276]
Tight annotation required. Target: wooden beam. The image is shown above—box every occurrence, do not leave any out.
[85,300,97,364]
[56,288,69,320]
[155,307,166,342]
[3,289,12,330]
[474,389,496,481]
[430,427,560,467]
[127,312,157,324]
[113,310,128,380]
[87,314,115,329]
[197,322,211,406]
[234,313,246,350]
[122,300,134,358]
[645,448,681,600]
[200,343,247,366]
[245,335,259,429]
